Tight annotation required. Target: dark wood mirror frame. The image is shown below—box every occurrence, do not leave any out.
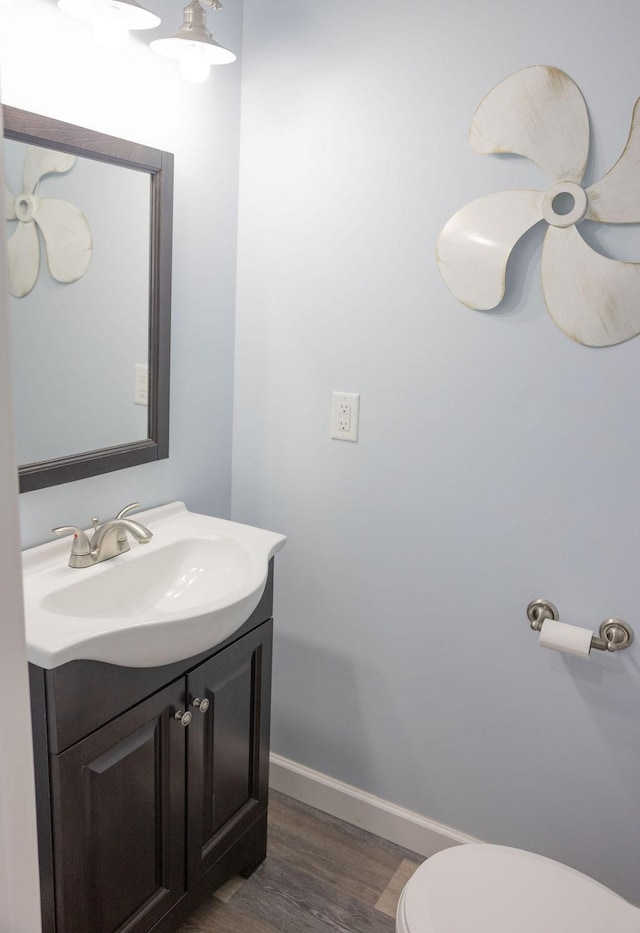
[3,105,173,493]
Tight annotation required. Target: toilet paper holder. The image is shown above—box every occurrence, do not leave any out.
[527,599,634,652]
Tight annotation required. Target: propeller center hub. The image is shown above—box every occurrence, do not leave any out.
[542,181,588,228]
[14,194,38,223]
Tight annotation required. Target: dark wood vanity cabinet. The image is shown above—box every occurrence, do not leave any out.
[50,681,186,933]
[187,624,271,889]
[30,565,274,933]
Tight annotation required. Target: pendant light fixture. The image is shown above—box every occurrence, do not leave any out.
[57,0,160,51]
[151,0,236,84]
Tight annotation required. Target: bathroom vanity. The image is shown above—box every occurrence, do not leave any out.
[30,567,273,933]
[23,502,286,933]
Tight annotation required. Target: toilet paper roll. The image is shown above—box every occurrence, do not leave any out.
[539,618,593,658]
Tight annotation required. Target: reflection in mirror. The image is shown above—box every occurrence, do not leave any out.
[2,106,173,492]
[6,140,151,463]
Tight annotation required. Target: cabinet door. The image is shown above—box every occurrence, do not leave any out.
[50,680,186,933]
[187,620,273,885]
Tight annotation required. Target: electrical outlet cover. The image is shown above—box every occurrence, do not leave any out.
[331,392,359,442]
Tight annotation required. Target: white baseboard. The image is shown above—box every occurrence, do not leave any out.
[269,753,481,858]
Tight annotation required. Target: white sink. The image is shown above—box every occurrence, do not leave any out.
[22,502,286,669]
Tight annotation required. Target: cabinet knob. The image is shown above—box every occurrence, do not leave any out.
[174,709,192,727]
[192,697,210,713]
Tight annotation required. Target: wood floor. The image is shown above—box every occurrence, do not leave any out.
[177,790,424,933]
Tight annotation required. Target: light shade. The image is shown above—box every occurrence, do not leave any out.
[151,1,236,68]
[58,0,160,31]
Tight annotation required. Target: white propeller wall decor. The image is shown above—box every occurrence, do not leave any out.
[5,146,92,298]
[437,65,640,347]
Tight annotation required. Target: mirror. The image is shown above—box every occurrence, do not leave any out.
[3,106,173,492]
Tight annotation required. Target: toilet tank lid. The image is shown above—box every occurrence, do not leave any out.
[400,844,638,933]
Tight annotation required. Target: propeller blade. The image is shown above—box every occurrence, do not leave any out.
[7,222,40,298]
[470,65,589,184]
[437,190,544,310]
[23,146,76,194]
[542,225,640,346]
[35,199,92,284]
[586,98,640,223]
[5,185,16,220]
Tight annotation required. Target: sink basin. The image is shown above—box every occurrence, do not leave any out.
[23,502,286,669]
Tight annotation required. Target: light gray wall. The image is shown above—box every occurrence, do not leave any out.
[234,0,640,903]
[0,0,242,547]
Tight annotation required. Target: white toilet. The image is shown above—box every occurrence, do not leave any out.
[396,843,640,933]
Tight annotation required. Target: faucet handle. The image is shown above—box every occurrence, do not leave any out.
[116,502,142,520]
[52,526,91,556]
[114,503,145,545]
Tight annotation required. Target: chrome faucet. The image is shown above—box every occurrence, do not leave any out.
[53,503,153,569]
